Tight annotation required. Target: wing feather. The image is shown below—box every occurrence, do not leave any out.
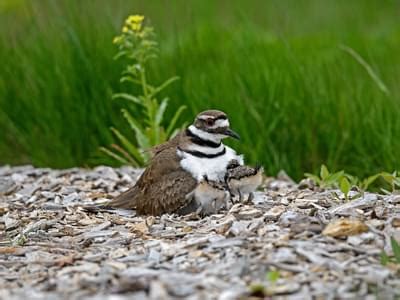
[106,137,197,215]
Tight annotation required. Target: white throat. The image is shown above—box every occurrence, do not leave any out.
[188,125,226,144]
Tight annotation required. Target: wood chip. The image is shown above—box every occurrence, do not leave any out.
[322,218,369,237]
[1,165,399,299]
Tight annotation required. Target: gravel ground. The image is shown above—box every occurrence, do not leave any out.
[1,165,400,300]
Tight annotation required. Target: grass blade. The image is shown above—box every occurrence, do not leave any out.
[121,109,150,150]
[390,237,400,264]
[340,45,390,95]
[99,147,128,164]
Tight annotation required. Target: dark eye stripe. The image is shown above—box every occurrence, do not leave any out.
[214,115,227,120]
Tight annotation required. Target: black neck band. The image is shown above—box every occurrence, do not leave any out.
[179,146,226,158]
[186,128,221,148]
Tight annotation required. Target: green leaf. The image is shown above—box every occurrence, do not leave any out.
[169,127,181,139]
[304,173,321,185]
[380,251,390,266]
[124,65,140,76]
[150,76,179,98]
[166,105,187,137]
[393,178,400,187]
[113,50,127,60]
[122,109,150,150]
[158,127,167,143]
[110,144,138,166]
[325,171,344,186]
[361,174,380,190]
[110,127,143,165]
[390,237,400,264]
[266,270,280,283]
[320,165,329,180]
[380,188,392,195]
[381,172,395,184]
[155,98,168,126]
[113,93,143,105]
[120,76,142,85]
[345,173,360,186]
[340,177,351,197]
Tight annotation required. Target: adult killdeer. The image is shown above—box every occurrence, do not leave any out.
[177,176,230,216]
[107,110,243,215]
[225,159,264,202]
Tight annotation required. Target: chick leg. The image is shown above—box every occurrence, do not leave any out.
[247,192,254,203]
[238,190,243,202]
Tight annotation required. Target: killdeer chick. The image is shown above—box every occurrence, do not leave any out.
[177,176,229,216]
[106,109,243,215]
[225,159,264,202]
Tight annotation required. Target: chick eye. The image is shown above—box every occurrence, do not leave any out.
[206,119,214,126]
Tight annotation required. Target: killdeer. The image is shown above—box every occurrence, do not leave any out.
[177,176,230,216]
[225,159,264,202]
[106,109,243,215]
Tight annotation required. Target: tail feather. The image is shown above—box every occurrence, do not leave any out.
[104,187,137,209]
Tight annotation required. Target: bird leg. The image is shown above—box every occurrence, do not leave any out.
[238,190,243,203]
[196,205,203,215]
[247,192,254,203]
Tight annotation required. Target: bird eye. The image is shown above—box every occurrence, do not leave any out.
[206,119,214,126]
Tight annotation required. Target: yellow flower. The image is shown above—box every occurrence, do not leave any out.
[130,23,141,32]
[127,15,144,24]
[113,36,122,44]
[122,26,129,33]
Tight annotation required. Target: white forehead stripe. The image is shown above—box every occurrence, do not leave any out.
[211,119,229,128]
[197,115,215,120]
[188,125,226,143]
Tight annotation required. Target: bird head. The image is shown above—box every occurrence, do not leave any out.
[189,110,240,143]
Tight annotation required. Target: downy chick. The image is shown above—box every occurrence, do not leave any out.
[225,159,264,202]
[178,176,229,216]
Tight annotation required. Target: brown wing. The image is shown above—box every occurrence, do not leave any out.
[106,138,197,215]
[136,169,197,215]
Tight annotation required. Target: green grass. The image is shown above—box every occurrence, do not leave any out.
[1,0,400,180]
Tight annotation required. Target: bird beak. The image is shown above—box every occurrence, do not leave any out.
[224,128,240,140]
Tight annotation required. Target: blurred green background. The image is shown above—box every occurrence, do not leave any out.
[1,0,399,180]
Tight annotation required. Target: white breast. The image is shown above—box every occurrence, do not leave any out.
[178,146,244,181]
